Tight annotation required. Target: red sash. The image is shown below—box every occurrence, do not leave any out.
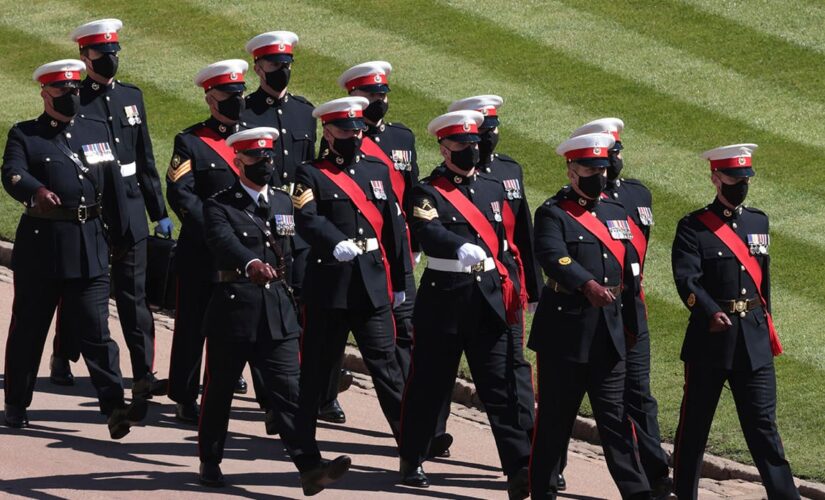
[696,210,782,356]
[432,176,521,324]
[502,202,529,306]
[360,136,414,267]
[558,200,626,276]
[316,160,393,300]
[194,126,240,177]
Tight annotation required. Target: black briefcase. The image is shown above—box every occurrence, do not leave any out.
[146,233,177,311]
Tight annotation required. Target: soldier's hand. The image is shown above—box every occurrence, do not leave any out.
[709,311,732,332]
[581,279,615,307]
[457,243,486,267]
[247,260,275,285]
[34,186,61,212]
[333,240,363,262]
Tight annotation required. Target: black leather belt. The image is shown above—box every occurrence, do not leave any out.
[716,297,760,314]
[547,277,621,296]
[26,203,102,223]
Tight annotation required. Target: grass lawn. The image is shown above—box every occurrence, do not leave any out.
[0,0,823,482]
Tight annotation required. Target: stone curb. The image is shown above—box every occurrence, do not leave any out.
[0,240,821,499]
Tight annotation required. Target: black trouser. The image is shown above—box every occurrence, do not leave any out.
[298,303,404,461]
[5,272,125,414]
[198,330,318,473]
[167,274,212,405]
[673,361,799,500]
[529,351,649,499]
[400,291,532,476]
[558,329,669,484]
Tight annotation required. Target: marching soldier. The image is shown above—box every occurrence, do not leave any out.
[47,19,173,398]
[562,118,672,496]
[2,60,145,438]
[293,96,408,452]
[399,110,531,499]
[528,133,650,499]
[166,60,250,423]
[447,95,542,461]
[671,144,798,499]
[197,127,351,494]
[314,61,422,428]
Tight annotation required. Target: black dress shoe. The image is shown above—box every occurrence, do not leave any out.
[234,376,248,394]
[175,402,200,424]
[264,409,278,436]
[427,433,453,459]
[300,455,351,496]
[49,355,74,386]
[652,475,676,500]
[4,404,29,428]
[507,467,530,500]
[338,369,353,394]
[318,400,346,424]
[107,398,147,440]
[199,462,225,487]
[557,472,567,491]
[399,458,429,488]
[132,373,168,400]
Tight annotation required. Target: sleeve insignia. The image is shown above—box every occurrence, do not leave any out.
[167,156,191,183]
[687,293,696,307]
[291,183,314,209]
[10,174,21,186]
[558,256,572,265]
[413,198,438,221]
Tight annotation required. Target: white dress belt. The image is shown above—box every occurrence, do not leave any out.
[427,256,496,273]
[120,161,137,177]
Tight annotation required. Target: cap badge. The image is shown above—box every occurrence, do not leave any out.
[278,42,286,52]
[462,121,471,132]
[481,108,489,116]
[104,32,113,40]
[348,109,356,118]
[258,139,267,147]
[593,146,601,155]
[374,74,382,83]
[64,71,73,79]
[738,156,746,166]
[229,72,238,81]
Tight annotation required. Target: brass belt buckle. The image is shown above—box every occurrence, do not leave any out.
[354,239,367,252]
[77,204,88,223]
[734,300,747,313]
[471,261,484,272]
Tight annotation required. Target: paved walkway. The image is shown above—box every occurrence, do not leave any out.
[0,267,788,499]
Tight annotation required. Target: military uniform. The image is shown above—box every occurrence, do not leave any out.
[2,110,134,426]
[672,191,797,499]
[54,76,167,385]
[528,132,649,500]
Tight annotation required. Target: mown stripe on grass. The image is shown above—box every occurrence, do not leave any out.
[680,0,825,54]
[558,0,825,106]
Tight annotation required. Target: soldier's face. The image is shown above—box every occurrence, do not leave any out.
[323,124,363,142]
[350,89,388,104]
[712,171,751,187]
[255,59,290,75]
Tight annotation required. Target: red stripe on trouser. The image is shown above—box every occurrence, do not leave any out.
[673,363,690,487]
[527,353,540,494]
[54,297,64,353]
[197,339,211,458]
[167,278,182,379]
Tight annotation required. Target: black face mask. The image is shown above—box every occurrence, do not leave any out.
[244,158,275,187]
[333,135,362,163]
[607,151,624,180]
[720,180,749,207]
[265,67,291,93]
[217,93,244,121]
[91,53,119,79]
[450,145,480,171]
[363,99,388,123]
[478,129,499,161]
[52,91,80,117]
[577,171,607,199]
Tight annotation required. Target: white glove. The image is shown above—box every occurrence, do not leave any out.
[457,243,487,268]
[393,291,406,309]
[333,240,363,262]
[413,252,422,265]
[528,302,539,314]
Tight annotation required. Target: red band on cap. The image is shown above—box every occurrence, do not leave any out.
[252,43,293,58]
[609,131,620,141]
[710,156,752,170]
[346,73,388,90]
[321,109,363,123]
[480,106,498,117]
[38,71,82,85]
[437,123,478,140]
[202,72,245,90]
[233,138,274,152]
[77,32,119,48]
[564,146,609,160]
